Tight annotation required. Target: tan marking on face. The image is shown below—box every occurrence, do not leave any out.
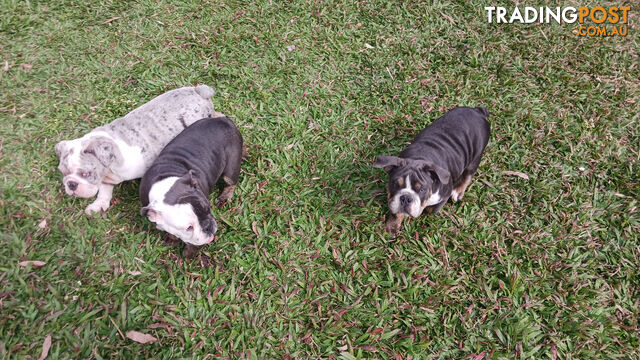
[415,182,421,190]
[420,190,433,208]
[397,177,404,186]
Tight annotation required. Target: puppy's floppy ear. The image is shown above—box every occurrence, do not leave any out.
[178,170,198,188]
[54,140,68,157]
[141,206,163,224]
[417,160,450,184]
[476,106,489,118]
[83,137,120,168]
[373,156,405,173]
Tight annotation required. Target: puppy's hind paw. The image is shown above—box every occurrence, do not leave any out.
[451,190,462,202]
[216,184,236,208]
[215,197,228,209]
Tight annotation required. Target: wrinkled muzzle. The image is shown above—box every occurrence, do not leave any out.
[180,215,217,246]
[62,175,98,198]
[201,216,218,238]
[389,191,423,218]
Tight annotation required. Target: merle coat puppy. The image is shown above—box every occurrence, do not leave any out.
[374,107,490,236]
[55,85,216,215]
[140,116,243,258]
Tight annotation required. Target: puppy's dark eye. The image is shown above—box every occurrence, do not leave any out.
[419,188,425,193]
[186,226,194,232]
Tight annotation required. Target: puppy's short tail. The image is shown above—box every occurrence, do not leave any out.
[476,106,489,117]
[195,85,216,99]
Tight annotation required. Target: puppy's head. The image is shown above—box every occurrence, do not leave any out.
[141,171,217,246]
[374,156,450,218]
[55,136,121,198]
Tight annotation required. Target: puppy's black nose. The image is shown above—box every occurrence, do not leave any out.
[203,220,217,235]
[400,195,412,205]
[67,181,78,191]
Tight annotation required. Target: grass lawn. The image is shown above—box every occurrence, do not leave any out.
[1,0,638,358]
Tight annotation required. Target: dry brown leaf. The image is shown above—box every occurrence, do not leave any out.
[472,352,486,360]
[420,96,435,111]
[147,322,170,329]
[360,345,377,352]
[38,219,47,229]
[502,170,529,180]
[19,260,46,268]
[251,221,258,236]
[20,63,33,70]
[3,61,8,72]
[37,334,51,360]
[103,17,120,24]
[126,330,157,344]
[286,45,296,52]
[440,11,456,24]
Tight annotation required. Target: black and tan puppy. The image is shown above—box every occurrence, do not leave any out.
[374,107,490,236]
[140,116,243,258]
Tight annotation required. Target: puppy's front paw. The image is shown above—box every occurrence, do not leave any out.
[384,213,406,237]
[451,190,460,202]
[163,233,182,247]
[85,200,109,215]
[384,215,404,238]
[182,244,203,259]
[384,221,400,237]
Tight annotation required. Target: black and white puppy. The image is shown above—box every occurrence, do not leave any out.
[140,116,243,258]
[374,107,490,236]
